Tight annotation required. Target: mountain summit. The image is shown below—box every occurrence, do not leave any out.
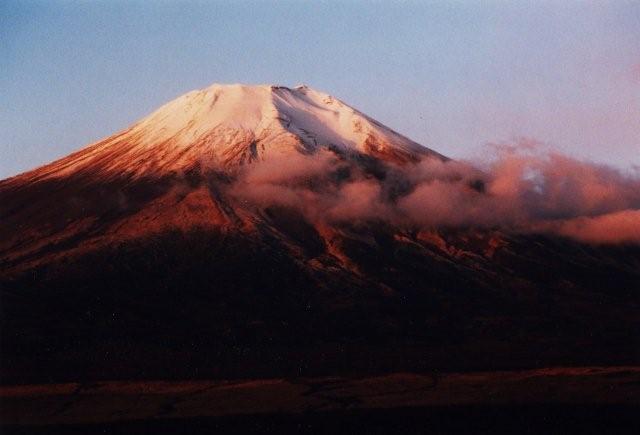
[6,84,440,184]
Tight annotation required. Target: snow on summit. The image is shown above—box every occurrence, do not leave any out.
[8,83,441,182]
[135,83,433,157]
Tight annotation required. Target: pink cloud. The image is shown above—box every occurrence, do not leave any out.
[552,209,640,244]
[226,139,640,244]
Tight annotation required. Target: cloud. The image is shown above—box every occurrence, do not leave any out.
[226,140,640,244]
[549,209,640,244]
[480,143,640,221]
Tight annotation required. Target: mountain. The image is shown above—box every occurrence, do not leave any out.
[1,84,639,384]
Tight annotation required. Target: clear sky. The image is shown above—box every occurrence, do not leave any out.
[1,0,639,179]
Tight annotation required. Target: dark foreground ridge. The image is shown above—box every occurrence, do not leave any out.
[1,368,639,434]
[4,405,640,435]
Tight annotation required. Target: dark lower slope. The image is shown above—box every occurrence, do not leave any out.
[2,224,640,384]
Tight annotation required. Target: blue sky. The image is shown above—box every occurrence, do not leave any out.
[1,0,639,178]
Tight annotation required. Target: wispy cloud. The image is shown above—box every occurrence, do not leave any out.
[227,140,640,244]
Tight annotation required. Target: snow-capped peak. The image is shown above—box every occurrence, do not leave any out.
[11,83,442,181]
[136,83,431,155]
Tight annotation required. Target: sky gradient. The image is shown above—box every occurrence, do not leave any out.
[1,0,639,179]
